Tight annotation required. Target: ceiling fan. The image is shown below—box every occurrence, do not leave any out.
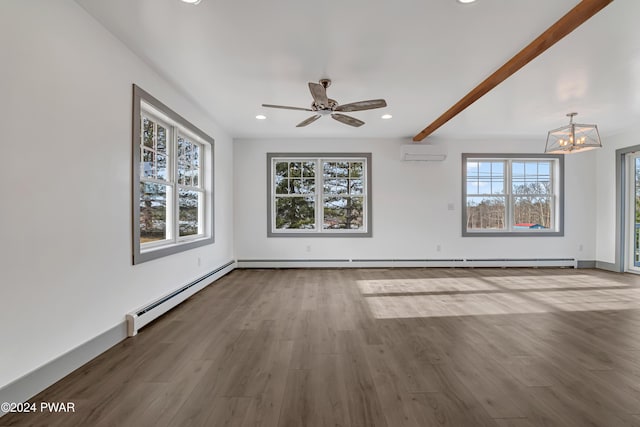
[262,79,387,128]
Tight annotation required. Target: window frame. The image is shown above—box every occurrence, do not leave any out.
[133,85,214,264]
[461,153,564,237]
[267,152,372,237]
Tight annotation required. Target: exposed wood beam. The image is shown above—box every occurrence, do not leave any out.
[413,0,614,142]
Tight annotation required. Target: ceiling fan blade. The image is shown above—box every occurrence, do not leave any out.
[262,104,314,112]
[331,113,364,127]
[308,82,329,107]
[296,114,322,127]
[335,99,387,112]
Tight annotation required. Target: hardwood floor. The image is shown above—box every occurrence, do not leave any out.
[3,268,640,427]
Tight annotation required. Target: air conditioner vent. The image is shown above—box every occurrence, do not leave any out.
[400,144,447,161]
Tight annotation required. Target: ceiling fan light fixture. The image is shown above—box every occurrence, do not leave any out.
[544,112,602,154]
[261,79,387,128]
[381,114,393,120]
[457,0,477,4]
[255,115,266,120]
[180,0,201,4]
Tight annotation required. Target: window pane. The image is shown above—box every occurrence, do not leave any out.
[276,162,288,178]
[538,162,550,178]
[350,162,363,178]
[157,125,167,153]
[349,179,363,195]
[466,196,506,230]
[290,162,302,178]
[300,179,315,194]
[324,179,348,195]
[142,149,154,178]
[178,136,186,159]
[525,161,538,177]
[139,183,167,243]
[324,161,350,178]
[143,117,154,148]
[289,178,302,194]
[303,161,315,177]
[323,196,364,230]
[513,161,552,195]
[512,161,524,179]
[467,161,479,176]
[275,197,315,229]
[467,182,479,195]
[156,154,167,181]
[466,160,504,195]
[492,180,504,194]
[183,142,192,166]
[192,171,199,187]
[192,144,199,168]
[513,196,551,229]
[275,176,288,194]
[178,189,200,236]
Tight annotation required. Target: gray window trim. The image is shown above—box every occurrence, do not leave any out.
[132,84,215,264]
[267,152,372,237]
[461,153,564,237]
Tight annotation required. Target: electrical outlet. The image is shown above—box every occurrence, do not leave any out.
[436,244,442,252]
[579,244,583,252]
[306,245,311,252]
[447,203,455,211]
[197,257,201,266]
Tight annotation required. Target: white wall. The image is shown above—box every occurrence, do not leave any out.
[0,0,234,388]
[234,137,597,261]
[594,129,637,265]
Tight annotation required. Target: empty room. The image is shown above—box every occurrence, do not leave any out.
[2,0,640,426]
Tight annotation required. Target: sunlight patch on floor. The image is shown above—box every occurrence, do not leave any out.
[358,275,640,319]
[357,275,621,295]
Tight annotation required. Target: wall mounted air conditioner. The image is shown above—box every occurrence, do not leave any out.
[400,144,447,161]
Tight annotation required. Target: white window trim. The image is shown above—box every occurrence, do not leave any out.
[267,153,372,237]
[461,153,564,237]
[133,85,214,264]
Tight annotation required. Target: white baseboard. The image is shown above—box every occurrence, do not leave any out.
[0,322,128,417]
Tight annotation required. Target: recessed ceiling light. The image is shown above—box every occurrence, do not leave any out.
[256,115,267,120]
[381,114,392,120]
[457,0,476,3]
[181,0,201,4]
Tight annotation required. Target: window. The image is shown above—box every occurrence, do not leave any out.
[267,153,372,237]
[133,85,214,264]
[462,154,563,236]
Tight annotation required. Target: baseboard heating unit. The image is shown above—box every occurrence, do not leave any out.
[126,260,236,337]
[236,258,578,269]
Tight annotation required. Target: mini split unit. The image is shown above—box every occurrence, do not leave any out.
[400,144,447,161]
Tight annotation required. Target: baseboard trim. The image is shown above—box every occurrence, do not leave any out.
[596,261,620,272]
[576,260,596,268]
[0,322,128,417]
[236,258,576,269]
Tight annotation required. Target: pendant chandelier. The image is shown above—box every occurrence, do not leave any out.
[544,112,602,154]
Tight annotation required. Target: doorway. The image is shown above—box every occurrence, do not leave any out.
[625,152,640,273]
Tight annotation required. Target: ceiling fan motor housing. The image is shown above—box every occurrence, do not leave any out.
[313,98,338,112]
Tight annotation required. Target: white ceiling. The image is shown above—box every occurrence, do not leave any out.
[76,0,639,141]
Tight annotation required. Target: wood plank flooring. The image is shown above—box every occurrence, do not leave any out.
[3,267,640,427]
